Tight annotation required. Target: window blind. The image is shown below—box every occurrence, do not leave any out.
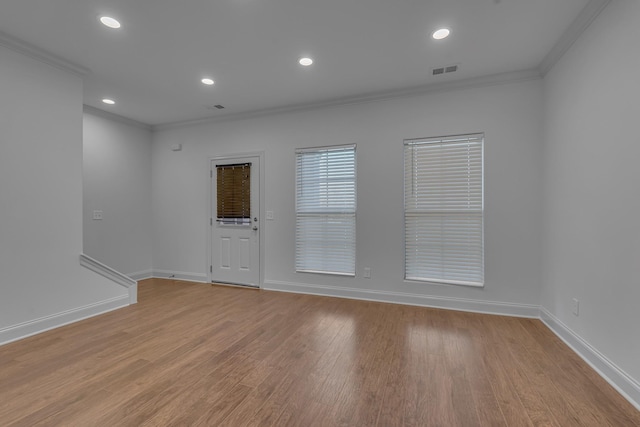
[296,145,356,276]
[404,134,484,286]
[217,163,251,225]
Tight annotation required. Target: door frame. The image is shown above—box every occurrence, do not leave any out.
[208,151,265,288]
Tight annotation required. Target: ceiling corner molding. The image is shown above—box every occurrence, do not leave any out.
[83,105,152,131]
[0,30,90,77]
[539,0,611,76]
[153,68,541,132]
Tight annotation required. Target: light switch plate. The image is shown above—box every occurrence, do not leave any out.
[572,298,579,316]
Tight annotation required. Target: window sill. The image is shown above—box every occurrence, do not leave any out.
[404,278,484,288]
[297,269,355,278]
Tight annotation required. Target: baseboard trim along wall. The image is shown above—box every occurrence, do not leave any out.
[151,270,208,283]
[79,254,138,304]
[263,279,540,318]
[0,295,129,347]
[540,308,640,411]
[128,269,154,281]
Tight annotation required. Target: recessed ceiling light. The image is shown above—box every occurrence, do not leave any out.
[102,98,115,105]
[100,16,121,29]
[299,57,313,66]
[201,78,215,86]
[432,28,450,40]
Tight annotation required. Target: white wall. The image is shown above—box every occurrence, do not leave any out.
[152,78,544,313]
[0,45,128,339]
[542,0,640,393]
[83,110,153,278]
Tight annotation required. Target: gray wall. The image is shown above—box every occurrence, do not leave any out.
[83,110,153,278]
[152,78,544,311]
[542,0,640,385]
[0,45,127,332]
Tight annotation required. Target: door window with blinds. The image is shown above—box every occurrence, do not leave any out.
[404,134,484,286]
[216,163,251,225]
[295,145,356,276]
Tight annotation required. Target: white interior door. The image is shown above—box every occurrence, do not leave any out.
[211,156,260,287]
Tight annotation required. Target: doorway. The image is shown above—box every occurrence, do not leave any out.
[210,154,262,287]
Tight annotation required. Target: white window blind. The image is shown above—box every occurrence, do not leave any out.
[296,145,356,276]
[216,163,251,225]
[404,134,484,286]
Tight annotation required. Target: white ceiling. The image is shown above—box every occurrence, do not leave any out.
[0,0,593,126]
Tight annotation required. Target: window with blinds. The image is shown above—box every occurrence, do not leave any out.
[295,145,356,276]
[404,134,484,286]
[216,163,251,225]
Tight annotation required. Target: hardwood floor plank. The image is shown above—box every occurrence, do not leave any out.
[480,317,559,427]
[524,319,640,426]
[192,383,253,426]
[499,317,584,426]
[0,278,637,426]
[375,308,410,427]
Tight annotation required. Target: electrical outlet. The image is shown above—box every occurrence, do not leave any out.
[572,298,579,316]
[363,267,371,278]
[92,210,103,220]
[266,211,274,220]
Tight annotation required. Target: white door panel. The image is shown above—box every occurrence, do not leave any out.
[211,156,260,287]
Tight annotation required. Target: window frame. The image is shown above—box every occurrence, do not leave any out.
[403,133,485,287]
[295,144,357,276]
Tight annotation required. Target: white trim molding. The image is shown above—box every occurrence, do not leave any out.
[0,30,90,76]
[540,308,640,411]
[83,104,152,131]
[0,296,129,347]
[263,280,539,318]
[151,270,208,283]
[154,69,541,132]
[79,254,138,304]
[539,0,611,75]
[128,269,154,281]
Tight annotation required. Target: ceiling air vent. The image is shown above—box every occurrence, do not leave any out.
[207,105,225,110]
[432,64,459,76]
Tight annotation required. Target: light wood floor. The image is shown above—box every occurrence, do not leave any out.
[0,279,638,426]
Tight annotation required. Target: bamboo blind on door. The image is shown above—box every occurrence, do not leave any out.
[216,163,251,221]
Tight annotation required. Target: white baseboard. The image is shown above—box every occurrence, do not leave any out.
[151,269,208,283]
[263,280,540,318]
[79,254,136,289]
[128,269,154,281]
[540,308,640,411]
[79,254,138,304]
[128,283,137,304]
[0,296,130,347]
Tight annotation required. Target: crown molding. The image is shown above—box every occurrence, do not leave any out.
[83,105,152,131]
[153,68,541,132]
[0,30,90,77]
[539,0,611,76]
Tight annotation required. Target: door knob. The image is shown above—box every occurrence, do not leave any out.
[253,226,258,231]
